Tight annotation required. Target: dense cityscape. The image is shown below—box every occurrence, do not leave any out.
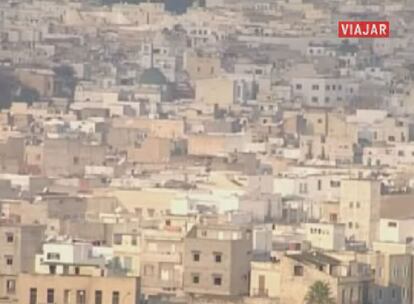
[0,0,413,303]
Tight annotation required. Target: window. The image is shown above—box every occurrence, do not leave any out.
[131,236,137,246]
[393,267,399,278]
[326,85,331,91]
[213,275,222,286]
[192,251,200,262]
[330,181,340,188]
[311,96,318,103]
[73,157,79,165]
[398,150,405,157]
[134,208,142,217]
[75,267,80,275]
[64,290,70,304]
[144,265,154,276]
[94,290,102,304]
[5,255,13,265]
[356,202,360,208]
[113,234,122,245]
[147,209,155,217]
[192,273,200,284]
[317,180,322,191]
[388,221,397,227]
[294,265,303,276]
[296,84,302,90]
[325,97,330,103]
[76,290,85,304]
[161,269,170,281]
[47,289,54,304]
[312,84,319,90]
[6,233,14,243]
[348,222,353,229]
[6,279,15,294]
[30,288,37,304]
[47,253,60,260]
[349,202,353,208]
[112,291,120,304]
[49,265,56,274]
[124,257,132,270]
[214,252,222,263]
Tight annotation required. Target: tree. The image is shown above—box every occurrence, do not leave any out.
[53,65,77,99]
[0,69,19,109]
[305,281,336,304]
[15,86,40,105]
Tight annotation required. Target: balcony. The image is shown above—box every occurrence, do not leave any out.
[251,288,270,297]
[140,252,181,264]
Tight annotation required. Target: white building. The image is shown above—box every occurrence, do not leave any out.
[304,222,346,251]
[379,218,414,244]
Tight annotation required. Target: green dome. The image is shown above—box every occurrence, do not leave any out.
[139,68,167,85]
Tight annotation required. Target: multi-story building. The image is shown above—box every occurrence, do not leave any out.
[140,225,185,296]
[304,222,346,251]
[279,251,372,304]
[17,273,140,304]
[34,241,111,277]
[339,179,381,248]
[0,223,45,302]
[183,224,252,296]
[367,242,413,304]
[113,230,141,277]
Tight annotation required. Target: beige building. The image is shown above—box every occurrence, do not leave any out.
[279,252,372,304]
[110,117,185,140]
[363,242,413,304]
[42,137,106,177]
[250,260,280,299]
[127,137,171,164]
[140,225,185,296]
[0,135,25,174]
[17,273,140,304]
[339,179,381,248]
[113,230,141,277]
[195,77,236,105]
[0,223,45,302]
[184,51,221,80]
[183,224,252,296]
[304,222,346,251]
[187,133,249,157]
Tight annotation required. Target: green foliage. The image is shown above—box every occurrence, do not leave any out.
[53,65,77,99]
[0,69,40,109]
[305,281,336,304]
[16,86,40,105]
[0,70,18,109]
